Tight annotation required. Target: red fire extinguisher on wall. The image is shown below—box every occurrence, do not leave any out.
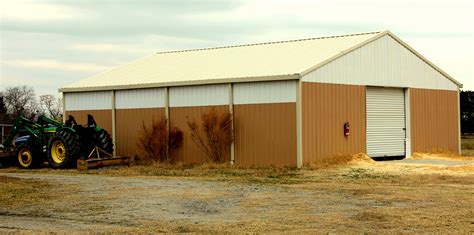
[344,122,350,136]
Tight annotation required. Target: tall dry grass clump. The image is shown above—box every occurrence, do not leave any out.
[187,108,233,163]
[137,117,183,162]
[305,153,373,169]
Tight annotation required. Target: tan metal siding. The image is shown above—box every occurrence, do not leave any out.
[115,108,166,157]
[170,105,230,164]
[302,35,458,91]
[234,103,296,167]
[410,88,459,153]
[302,83,366,163]
[65,110,113,134]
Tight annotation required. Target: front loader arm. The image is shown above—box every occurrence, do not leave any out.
[1,116,41,151]
[37,115,63,127]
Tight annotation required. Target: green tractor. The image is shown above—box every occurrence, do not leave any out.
[0,114,113,169]
[0,115,59,168]
[55,114,114,168]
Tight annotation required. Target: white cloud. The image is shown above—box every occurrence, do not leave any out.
[2,59,112,73]
[69,35,216,55]
[0,0,90,22]
[1,0,473,92]
[185,0,473,34]
[70,43,151,54]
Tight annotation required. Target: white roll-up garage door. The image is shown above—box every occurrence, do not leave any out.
[366,87,406,157]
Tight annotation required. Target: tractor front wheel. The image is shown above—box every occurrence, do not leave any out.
[16,145,39,169]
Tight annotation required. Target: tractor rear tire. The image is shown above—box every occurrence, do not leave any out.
[16,145,40,169]
[47,129,80,169]
[94,129,114,155]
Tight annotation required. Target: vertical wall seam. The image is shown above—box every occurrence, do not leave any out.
[62,92,66,123]
[296,80,303,168]
[111,90,116,157]
[229,83,235,164]
[165,87,170,160]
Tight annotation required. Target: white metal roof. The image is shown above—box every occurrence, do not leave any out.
[60,31,461,92]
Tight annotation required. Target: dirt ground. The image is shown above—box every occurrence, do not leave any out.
[0,154,473,233]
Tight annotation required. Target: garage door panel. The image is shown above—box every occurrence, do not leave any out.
[366,87,406,157]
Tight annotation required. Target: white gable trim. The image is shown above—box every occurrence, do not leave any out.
[300,31,461,89]
[301,34,459,91]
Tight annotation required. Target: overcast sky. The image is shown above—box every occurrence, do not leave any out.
[1,0,473,96]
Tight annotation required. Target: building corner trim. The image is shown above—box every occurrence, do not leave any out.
[405,88,412,158]
[457,89,461,155]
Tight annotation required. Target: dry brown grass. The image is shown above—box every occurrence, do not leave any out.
[0,176,53,209]
[0,154,473,233]
[411,152,474,161]
[91,162,301,184]
[0,161,303,185]
[304,153,374,169]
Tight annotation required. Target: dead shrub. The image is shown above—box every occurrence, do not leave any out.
[137,117,183,162]
[187,108,233,163]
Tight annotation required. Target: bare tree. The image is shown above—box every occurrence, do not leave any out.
[39,94,62,120]
[3,86,37,118]
[0,94,11,122]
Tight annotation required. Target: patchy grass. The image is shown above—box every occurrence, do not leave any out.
[342,168,396,180]
[462,138,474,149]
[0,162,303,185]
[0,153,373,185]
[462,137,474,156]
[0,176,53,209]
[0,154,473,233]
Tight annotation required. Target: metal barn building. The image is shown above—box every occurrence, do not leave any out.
[60,31,462,168]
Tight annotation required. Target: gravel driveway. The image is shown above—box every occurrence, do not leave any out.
[0,162,473,233]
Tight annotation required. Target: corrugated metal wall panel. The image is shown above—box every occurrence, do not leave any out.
[302,83,366,163]
[170,106,230,163]
[169,84,229,107]
[366,87,406,157]
[65,110,112,134]
[411,88,459,153]
[115,108,166,157]
[302,35,458,91]
[65,91,112,111]
[234,103,296,166]
[115,88,165,109]
[233,80,297,104]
